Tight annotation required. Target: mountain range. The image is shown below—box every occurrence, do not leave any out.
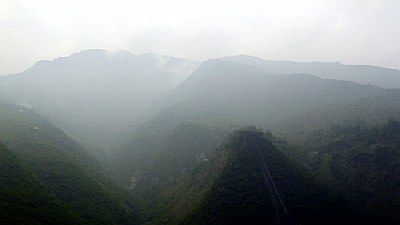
[0,49,199,147]
[1,49,400,224]
[222,55,400,88]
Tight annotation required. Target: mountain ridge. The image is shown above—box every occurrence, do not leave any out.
[221,55,400,88]
[0,49,200,148]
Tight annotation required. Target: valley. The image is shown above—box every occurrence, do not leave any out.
[1,49,400,224]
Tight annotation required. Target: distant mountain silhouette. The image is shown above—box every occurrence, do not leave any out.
[148,59,385,129]
[222,55,400,88]
[0,49,199,147]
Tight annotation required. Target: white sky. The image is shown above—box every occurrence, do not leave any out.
[1,0,399,74]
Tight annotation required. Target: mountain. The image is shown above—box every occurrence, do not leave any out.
[0,49,199,147]
[3,50,399,224]
[129,128,371,225]
[182,129,374,225]
[110,59,398,224]
[0,102,137,224]
[113,58,389,196]
[147,59,385,132]
[0,141,85,225]
[222,55,400,88]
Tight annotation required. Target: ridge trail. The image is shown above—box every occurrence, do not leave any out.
[243,133,300,225]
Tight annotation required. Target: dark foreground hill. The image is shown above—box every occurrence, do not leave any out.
[126,127,371,225]
[179,129,371,225]
[0,102,137,225]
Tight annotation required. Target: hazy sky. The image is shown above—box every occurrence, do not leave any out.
[1,0,399,74]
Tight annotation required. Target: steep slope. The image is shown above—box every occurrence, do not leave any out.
[132,128,370,225]
[0,49,199,147]
[0,141,85,225]
[0,102,136,225]
[222,55,400,88]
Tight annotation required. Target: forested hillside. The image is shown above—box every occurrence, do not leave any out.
[0,142,85,225]
[133,129,371,225]
[0,102,137,225]
[299,120,400,225]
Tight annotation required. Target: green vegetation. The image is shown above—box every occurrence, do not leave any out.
[301,119,400,225]
[0,142,85,225]
[2,55,400,224]
[125,126,370,224]
[180,129,368,225]
[109,60,400,224]
[0,102,136,225]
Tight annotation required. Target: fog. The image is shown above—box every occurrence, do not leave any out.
[1,0,400,75]
[2,1,400,225]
